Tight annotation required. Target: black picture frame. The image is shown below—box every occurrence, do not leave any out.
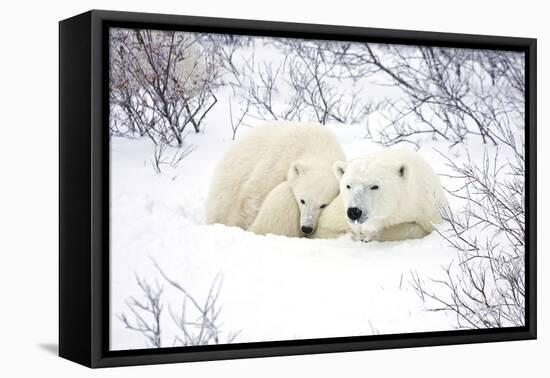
[59,9,537,368]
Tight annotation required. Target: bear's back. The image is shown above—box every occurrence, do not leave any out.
[237,122,345,163]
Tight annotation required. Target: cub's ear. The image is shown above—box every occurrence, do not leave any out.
[333,161,347,181]
[288,161,306,181]
[398,164,406,178]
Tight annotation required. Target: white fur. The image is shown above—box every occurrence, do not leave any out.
[206,122,346,235]
[312,193,354,239]
[313,194,428,241]
[248,182,301,237]
[328,148,447,242]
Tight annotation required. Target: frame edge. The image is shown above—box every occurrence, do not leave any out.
[59,11,94,368]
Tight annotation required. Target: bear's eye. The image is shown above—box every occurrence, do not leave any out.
[320,204,327,209]
[346,185,351,189]
[370,185,379,190]
[300,199,305,205]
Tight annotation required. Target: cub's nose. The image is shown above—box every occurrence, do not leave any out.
[301,226,313,234]
[347,207,362,221]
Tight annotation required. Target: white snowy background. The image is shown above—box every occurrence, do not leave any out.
[108,30,525,350]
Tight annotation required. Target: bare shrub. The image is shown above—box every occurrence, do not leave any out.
[280,39,375,125]
[119,276,163,348]
[214,37,382,126]
[330,44,524,146]
[150,139,196,174]
[411,143,525,328]
[228,98,251,140]
[120,260,240,348]
[225,50,306,122]
[109,28,222,145]
[153,261,241,346]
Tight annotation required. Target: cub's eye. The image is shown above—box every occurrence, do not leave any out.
[300,199,305,204]
[370,185,379,190]
[346,185,351,189]
[320,204,327,209]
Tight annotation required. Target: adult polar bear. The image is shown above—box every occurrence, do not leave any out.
[206,122,346,235]
[314,148,447,241]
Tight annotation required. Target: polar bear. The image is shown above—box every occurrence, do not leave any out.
[313,194,432,241]
[206,122,346,235]
[319,148,447,242]
[249,159,345,236]
[248,182,300,237]
[311,194,351,239]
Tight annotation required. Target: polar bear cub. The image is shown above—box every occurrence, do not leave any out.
[323,148,447,241]
[249,161,342,237]
[248,182,301,237]
[206,122,345,236]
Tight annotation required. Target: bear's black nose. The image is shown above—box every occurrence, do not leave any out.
[347,207,362,221]
[301,226,313,234]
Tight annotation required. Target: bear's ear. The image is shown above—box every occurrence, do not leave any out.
[398,164,406,178]
[288,161,306,181]
[333,161,347,181]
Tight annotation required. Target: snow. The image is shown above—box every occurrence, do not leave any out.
[109,123,463,351]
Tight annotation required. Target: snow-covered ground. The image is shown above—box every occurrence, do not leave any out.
[109,121,471,351]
